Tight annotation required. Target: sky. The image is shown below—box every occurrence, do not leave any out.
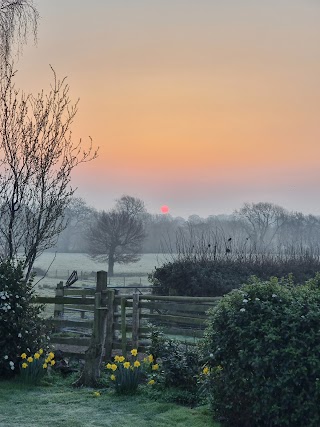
[13,0,320,218]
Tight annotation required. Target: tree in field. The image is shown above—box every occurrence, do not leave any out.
[0,0,39,62]
[234,202,287,251]
[0,65,98,279]
[87,196,147,276]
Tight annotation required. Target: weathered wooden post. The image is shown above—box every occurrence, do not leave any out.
[121,297,127,355]
[54,281,64,318]
[73,270,108,388]
[132,292,140,350]
[104,289,115,361]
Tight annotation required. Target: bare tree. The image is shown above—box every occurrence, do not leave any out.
[234,202,287,251]
[0,0,39,62]
[87,196,146,276]
[0,64,98,279]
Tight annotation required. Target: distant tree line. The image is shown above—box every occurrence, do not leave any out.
[53,199,320,267]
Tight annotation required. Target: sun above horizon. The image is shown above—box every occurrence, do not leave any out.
[161,205,169,214]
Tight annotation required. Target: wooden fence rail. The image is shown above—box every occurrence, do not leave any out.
[33,271,221,359]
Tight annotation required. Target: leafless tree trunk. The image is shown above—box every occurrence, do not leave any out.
[0,64,98,279]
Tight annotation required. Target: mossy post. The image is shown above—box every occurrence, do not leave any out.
[73,270,108,388]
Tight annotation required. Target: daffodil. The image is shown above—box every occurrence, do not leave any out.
[48,352,54,360]
[114,355,120,362]
[203,366,209,375]
[148,379,155,385]
[148,354,154,363]
[131,349,138,357]
[110,374,116,381]
[20,353,27,359]
[39,349,44,355]
[34,353,40,359]
[106,363,112,369]
[134,360,140,368]
[27,356,33,363]
[119,356,125,362]
[111,364,117,371]
[22,363,28,369]
[43,363,48,369]
[50,360,56,366]
[123,362,130,369]
[152,364,159,371]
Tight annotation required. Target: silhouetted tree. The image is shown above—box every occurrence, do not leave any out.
[87,196,146,275]
[0,65,97,279]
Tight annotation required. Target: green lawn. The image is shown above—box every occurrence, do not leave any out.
[0,377,219,427]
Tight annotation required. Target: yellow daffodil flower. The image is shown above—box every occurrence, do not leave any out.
[48,352,54,360]
[111,364,117,371]
[27,357,33,363]
[203,366,209,375]
[110,374,116,381]
[114,355,120,362]
[34,353,40,359]
[123,362,130,369]
[134,360,141,368]
[119,356,125,362]
[131,349,138,357]
[22,363,28,369]
[148,379,155,385]
[106,363,112,369]
[50,360,56,366]
[39,349,44,355]
[43,363,48,369]
[148,354,154,363]
[152,364,159,371]
[20,353,27,359]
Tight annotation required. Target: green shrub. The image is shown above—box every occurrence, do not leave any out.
[200,276,320,426]
[149,256,320,297]
[149,326,199,392]
[0,260,49,379]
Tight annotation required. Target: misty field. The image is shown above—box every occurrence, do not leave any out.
[32,253,171,297]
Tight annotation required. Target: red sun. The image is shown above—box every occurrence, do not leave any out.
[161,205,169,214]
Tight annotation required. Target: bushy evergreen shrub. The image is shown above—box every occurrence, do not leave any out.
[200,275,320,426]
[149,256,320,297]
[0,261,48,379]
[148,326,200,404]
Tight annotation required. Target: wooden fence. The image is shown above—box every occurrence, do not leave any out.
[34,271,221,359]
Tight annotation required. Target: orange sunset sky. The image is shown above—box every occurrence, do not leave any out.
[14,0,320,218]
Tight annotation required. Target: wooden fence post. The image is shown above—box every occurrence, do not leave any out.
[132,293,140,350]
[121,297,127,355]
[104,289,115,361]
[73,270,108,388]
[54,281,64,318]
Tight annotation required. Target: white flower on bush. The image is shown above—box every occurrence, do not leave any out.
[18,333,22,338]
[240,308,246,312]
[243,299,249,303]
[9,361,14,370]
[272,294,277,298]
[255,298,260,301]
[4,355,8,360]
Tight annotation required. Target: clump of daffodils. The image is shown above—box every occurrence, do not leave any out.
[106,349,159,394]
[19,349,55,384]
